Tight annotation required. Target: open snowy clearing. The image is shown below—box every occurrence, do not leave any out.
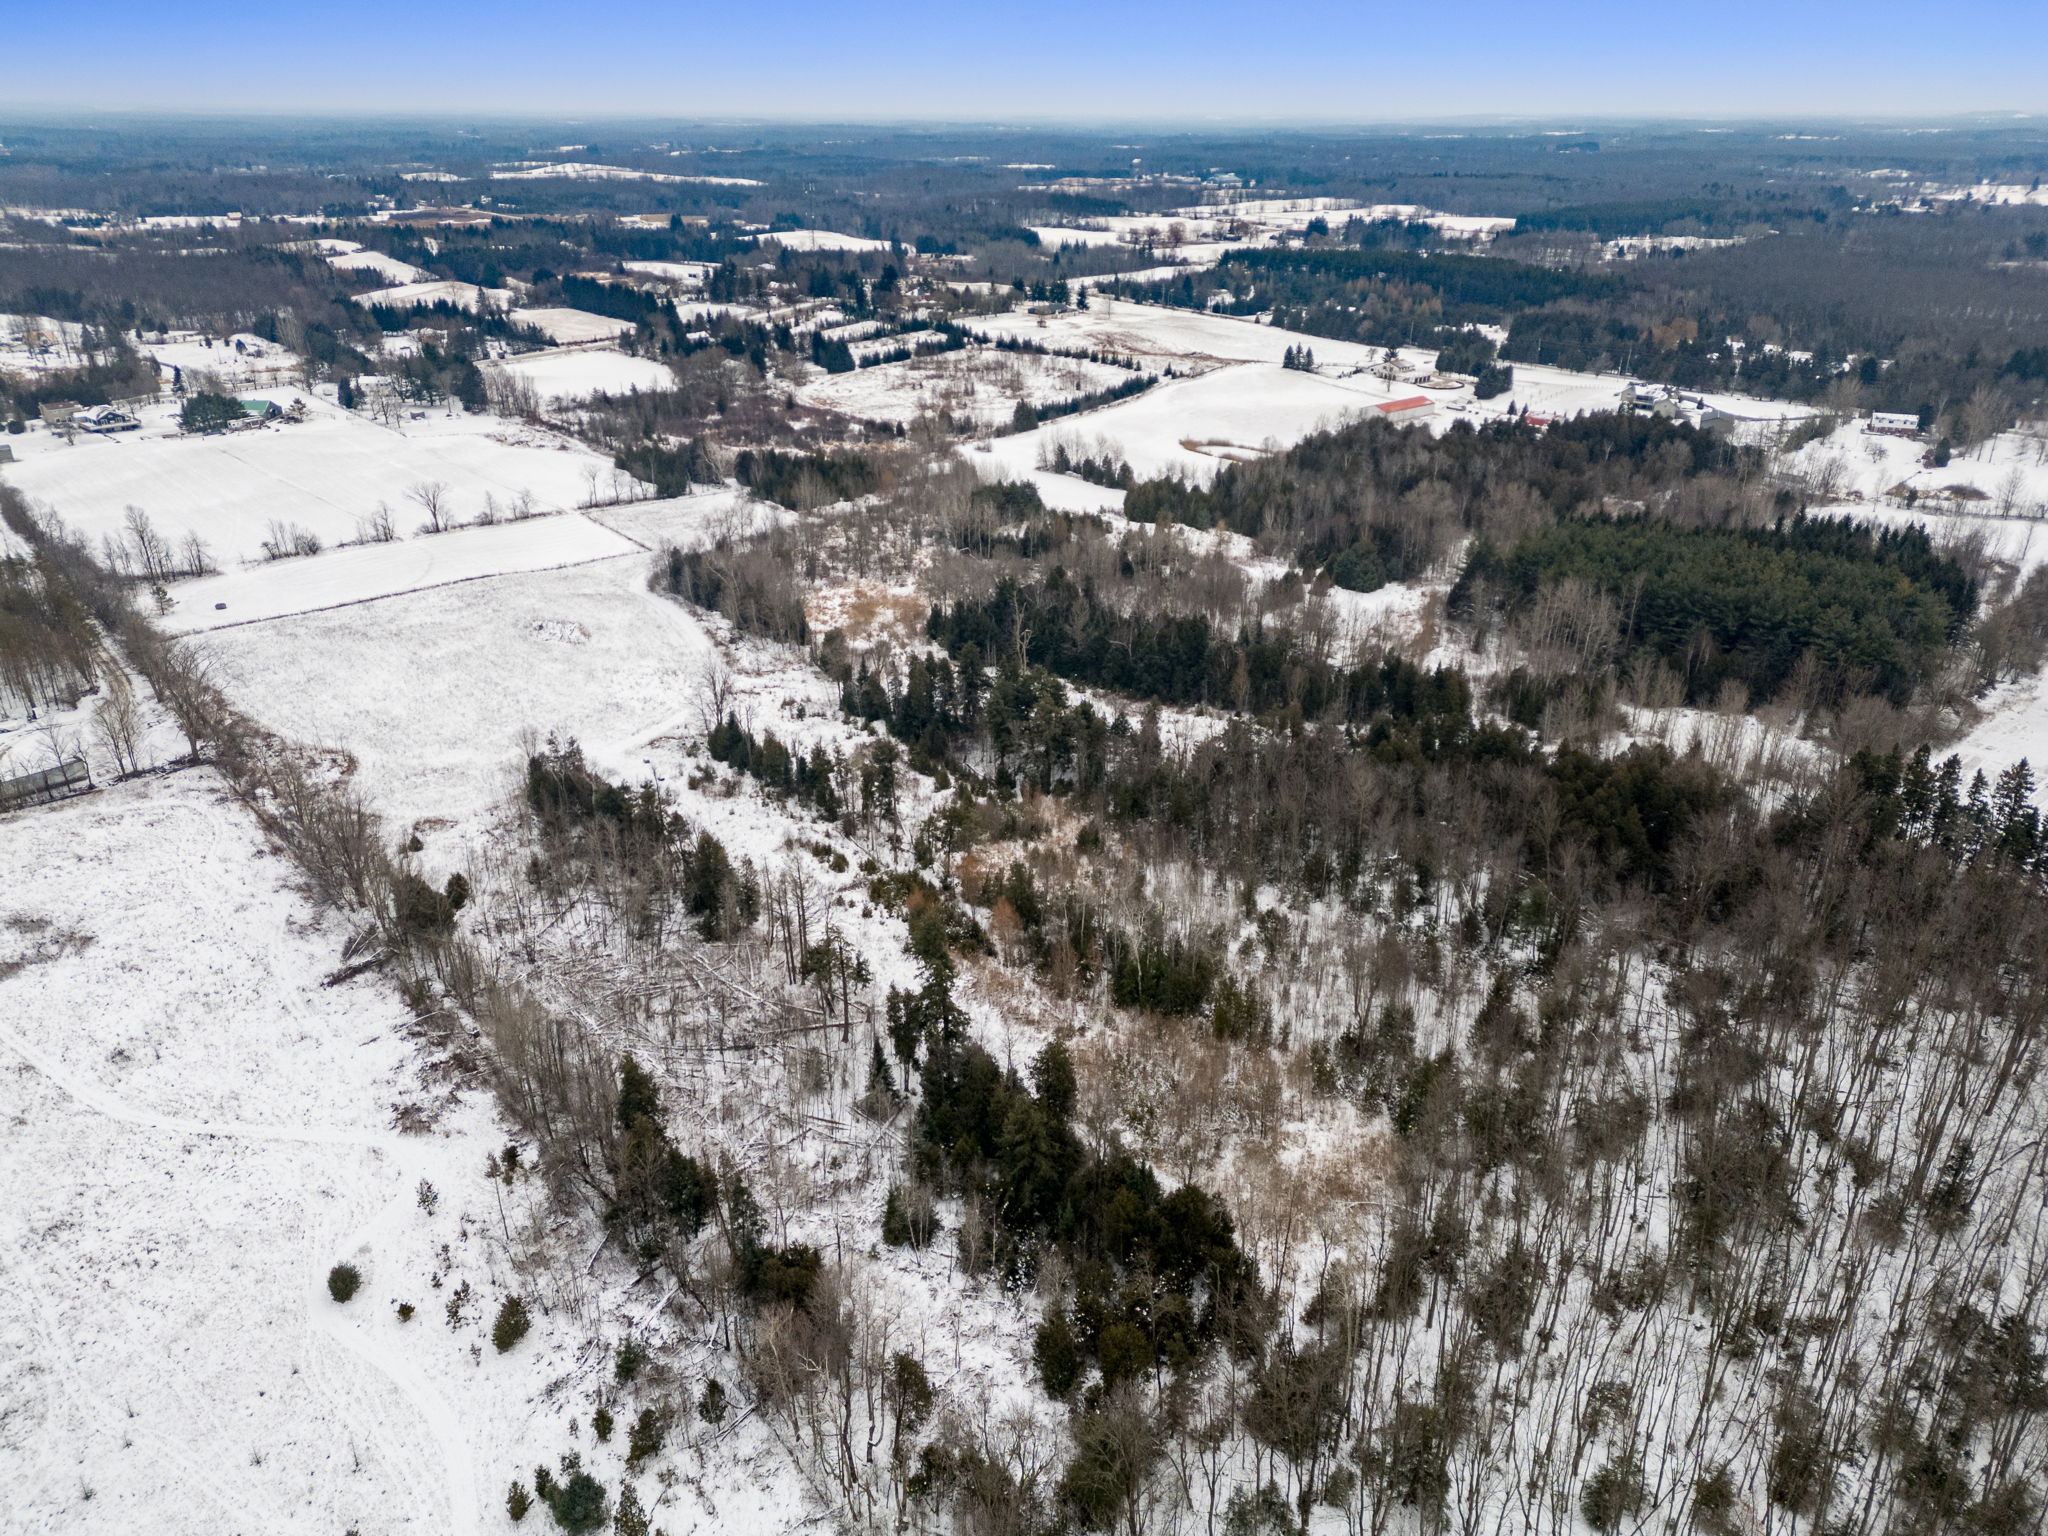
[749,229,891,253]
[1,395,639,568]
[508,308,637,346]
[0,762,833,1536]
[159,512,641,633]
[797,346,1133,427]
[492,162,762,187]
[620,260,714,286]
[0,769,496,1534]
[979,362,1406,485]
[492,347,673,403]
[352,281,515,314]
[1788,419,2048,520]
[203,553,719,840]
[329,249,431,285]
[967,298,1813,437]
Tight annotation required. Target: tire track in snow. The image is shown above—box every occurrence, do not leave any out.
[0,1015,481,1536]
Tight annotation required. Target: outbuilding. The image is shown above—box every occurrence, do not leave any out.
[1375,395,1436,425]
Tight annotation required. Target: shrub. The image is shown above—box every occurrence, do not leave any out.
[882,1183,938,1248]
[507,1481,533,1523]
[547,1469,606,1533]
[327,1263,362,1303]
[396,1302,415,1323]
[697,1378,728,1425]
[1034,1309,1083,1398]
[626,1406,666,1466]
[493,1295,532,1353]
[591,1407,613,1442]
[614,1337,648,1385]
[1581,1457,1647,1532]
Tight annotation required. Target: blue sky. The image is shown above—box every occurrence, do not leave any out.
[8,1,2045,119]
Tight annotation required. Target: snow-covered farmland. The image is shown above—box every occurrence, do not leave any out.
[492,161,762,187]
[749,229,891,253]
[491,347,673,404]
[796,346,1134,428]
[0,768,496,1534]
[2,395,640,569]
[203,552,720,838]
[1786,419,2048,523]
[621,259,715,286]
[328,248,431,284]
[508,308,637,346]
[160,512,641,633]
[981,362,1406,486]
[352,281,514,314]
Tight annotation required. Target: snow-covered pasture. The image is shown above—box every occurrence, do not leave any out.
[749,229,891,253]
[328,248,431,285]
[980,363,1401,486]
[202,552,722,840]
[0,768,509,1534]
[1789,419,2048,530]
[491,347,674,404]
[509,308,637,346]
[352,281,514,314]
[159,512,642,633]
[797,346,1133,428]
[2,396,642,570]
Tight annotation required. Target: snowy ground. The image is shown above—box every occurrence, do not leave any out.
[329,249,431,285]
[1,391,640,568]
[491,348,674,404]
[159,513,642,633]
[980,362,1407,487]
[0,767,495,1534]
[796,346,1133,428]
[353,281,516,314]
[509,309,637,346]
[749,229,891,253]
[620,260,714,289]
[1788,419,2048,522]
[201,549,716,842]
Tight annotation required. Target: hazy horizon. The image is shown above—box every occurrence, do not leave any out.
[9,0,2044,122]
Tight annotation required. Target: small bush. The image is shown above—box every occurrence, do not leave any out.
[698,1378,728,1425]
[327,1263,362,1303]
[1581,1457,1647,1532]
[592,1407,614,1442]
[614,1337,648,1385]
[547,1469,607,1533]
[493,1295,533,1353]
[396,1302,415,1323]
[626,1406,666,1466]
[506,1481,533,1523]
[881,1183,938,1249]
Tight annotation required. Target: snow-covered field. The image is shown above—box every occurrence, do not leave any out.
[1788,419,2048,521]
[160,512,642,633]
[0,767,495,1534]
[2,393,639,568]
[329,248,431,285]
[749,229,890,253]
[796,346,1133,427]
[492,348,673,404]
[0,758,841,1536]
[492,161,761,187]
[203,552,718,839]
[509,308,637,346]
[981,362,1407,487]
[621,260,714,287]
[353,281,515,314]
